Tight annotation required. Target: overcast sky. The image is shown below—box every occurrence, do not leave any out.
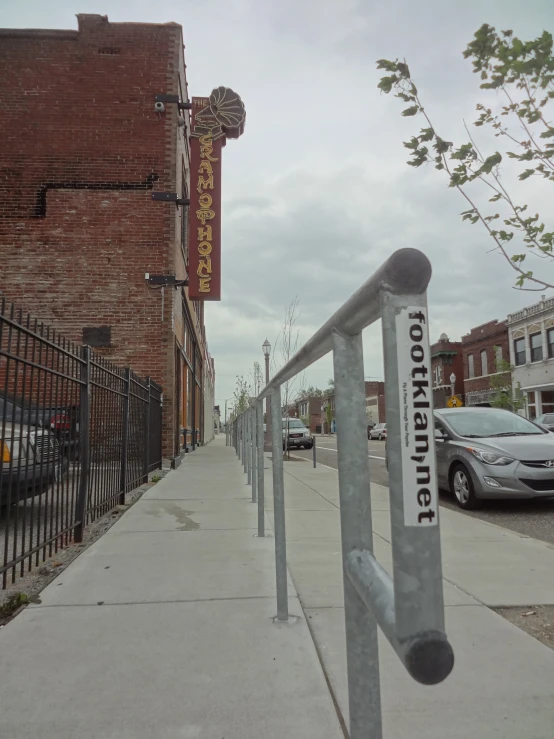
[3,0,554,412]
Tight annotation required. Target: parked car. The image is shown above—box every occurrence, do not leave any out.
[282,418,313,450]
[369,423,387,440]
[0,393,79,459]
[535,413,554,432]
[435,407,554,509]
[1,422,62,506]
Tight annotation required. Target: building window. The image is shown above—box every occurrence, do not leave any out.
[541,390,554,415]
[514,337,526,366]
[495,345,503,368]
[548,328,554,359]
[468,354,474,379]
[481,349,488,376]
[527,391,537,419]
[434,365,442,386]
[530,332,543,362]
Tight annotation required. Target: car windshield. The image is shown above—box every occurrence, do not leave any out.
[539,414,554,424]
[282,419,305,429]
[440,409,544,438]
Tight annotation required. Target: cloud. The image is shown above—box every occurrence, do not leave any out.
[3,0,553,407]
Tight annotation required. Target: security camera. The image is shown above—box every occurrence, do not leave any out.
[154,101,165,113]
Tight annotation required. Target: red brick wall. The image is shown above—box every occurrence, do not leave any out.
[0,15,190,456]
[430,340,464,397]
[462,320,510,394]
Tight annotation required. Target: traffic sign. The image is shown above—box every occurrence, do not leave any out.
[447,395,463,408]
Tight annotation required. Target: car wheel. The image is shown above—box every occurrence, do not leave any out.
[450,463,481,510]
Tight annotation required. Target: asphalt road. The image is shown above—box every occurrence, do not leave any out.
[292,435,554,546]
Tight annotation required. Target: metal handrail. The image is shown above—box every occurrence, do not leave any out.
[257,248,431,397]
[228,248,454,739]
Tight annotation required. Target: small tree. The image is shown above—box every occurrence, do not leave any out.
[273,297,303,458]
[231,375,251,419]
[377,24,554,291]
[489,346,525,412]
[326,404,333,434]
[250,361,263,397]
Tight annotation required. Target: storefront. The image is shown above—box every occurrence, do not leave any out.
[175,297,203,458]
[524,386,554,420]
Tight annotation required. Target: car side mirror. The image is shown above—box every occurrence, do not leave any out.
[434,429,447,441]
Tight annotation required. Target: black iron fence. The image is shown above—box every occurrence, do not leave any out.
[0,300,163,588]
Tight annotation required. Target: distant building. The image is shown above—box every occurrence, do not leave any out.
[365,381,386,425]
[462,320,510,407]
[213,405,221,435]
[297,396,323,432]
[507,295,554,419]
[430,334,464,408]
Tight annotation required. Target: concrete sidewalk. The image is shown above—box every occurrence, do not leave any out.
[267,459,554,738]
[0,438,343,739]
[2,437,554,738]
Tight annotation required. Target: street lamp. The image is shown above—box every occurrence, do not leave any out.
[450,373,456,397]
[262,339,272,451]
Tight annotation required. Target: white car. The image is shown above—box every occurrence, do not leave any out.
[369,423,387,440]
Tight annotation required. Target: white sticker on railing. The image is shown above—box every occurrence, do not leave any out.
[395,307,438,527]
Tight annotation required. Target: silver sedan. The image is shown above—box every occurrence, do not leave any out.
[434,407,554,509]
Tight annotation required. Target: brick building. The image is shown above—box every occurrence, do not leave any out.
[461,320,510,406]
[430,334,464,408]
[297,396,324,433]
[365,381,386,425]
[507,295,554,419]
[0,15,231,462]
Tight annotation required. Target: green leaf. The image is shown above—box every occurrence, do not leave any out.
[376,59,397,71]
[539,128,554,139]
[519,168,535,180]
[403,137,419,150]
[377,76,396,93]
[434,137,452,154]
[489,193,503,202]
[396,62,410,78]
[418,127,434,142]
[401,106,419,117]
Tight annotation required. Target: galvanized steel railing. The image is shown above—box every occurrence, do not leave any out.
[226,248,454,738]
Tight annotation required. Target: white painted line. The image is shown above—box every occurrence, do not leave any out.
[316,446,385,461]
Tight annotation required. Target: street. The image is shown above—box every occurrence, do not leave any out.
[293,435,554,546]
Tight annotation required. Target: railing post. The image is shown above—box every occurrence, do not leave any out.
[144,376,151,484]
[313,438,316,468]
[242,413,247,474]
[251,407,257,502]
[256,400,265,536]
[380,290,445,640]
[74,346,91,543]
[332,329,382,739]
[270,386,288,621]
[119,368,131,505]
[247,408,252,485]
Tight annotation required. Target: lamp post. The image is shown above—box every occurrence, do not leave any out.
[450,373,456,398]
[262,339,272,451]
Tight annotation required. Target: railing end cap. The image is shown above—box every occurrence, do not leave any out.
[384,248,432,295]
